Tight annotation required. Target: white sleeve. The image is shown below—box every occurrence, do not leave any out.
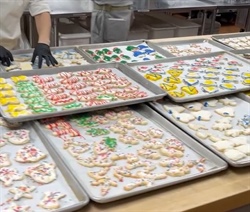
[29,0,51,16]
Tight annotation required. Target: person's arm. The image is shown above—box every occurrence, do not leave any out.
[34,12,51,45]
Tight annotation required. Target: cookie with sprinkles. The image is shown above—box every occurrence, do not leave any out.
[38,191,66,210]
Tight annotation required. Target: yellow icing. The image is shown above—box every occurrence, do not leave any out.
[243,78,250,86]
[159,83,177,91]
[202,80,217,86]
[0,78,6,84]
[167,70,183,77]
[220,83,235,90]
[6,104,27,112]
[0,91,15,97]
[164,77,181,84]
[242,72,250,78]
[0,84,13,90]
[144,73,162,81]
[9,110,31,117]
[181,86,198,95]
[186,73,200,78]
[168,90,185,98]
[202,86,218,93]
[0,97,20,106]
[11,75,28,83]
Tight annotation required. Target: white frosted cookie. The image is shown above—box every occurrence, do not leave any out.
[110,153,127,161]
[209,135,225,142]
[172,112,195,123]
[212,123,233,131]
[229,137,248,146]
[0,117,22,128]
[148,128,164,138]
[15,144,47,163]
[137,148,161,160]
[188,123,208,131]
[224,129,243,137]
[143,140,163,149]
[0,153,11,167]
[116,110,133,119]
[216,117,232,124]
[164,104,185,114]
[0,167,24,186]
[136,171,167,180]
[9,184,36,200]
[165,138,185,151]
[0,138,7,147]
[3,129,30,145]
[211,140,234,151]
[123,179,152,191]
[133,129,151,141]
[191,110,212,121]
[183,102,203,111]
[119,135,139,145]
[67,145,90,157]
[2,203,31,212]
[196,131,210,139]
[235,144,250,155]
[160,147,184,157]
[25,162,57,184]
[202,99,218,107]
[159,158,184,167]
[165,166,190,177]
[38,191,66,210]
[110,125,127,134]
[117,119,134,129]
[218,98,237,106]
[215,107,235,117]
[224,149,246,161]
[130,116,148,125]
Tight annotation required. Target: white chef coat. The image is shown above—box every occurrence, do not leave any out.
[0,0,50,50]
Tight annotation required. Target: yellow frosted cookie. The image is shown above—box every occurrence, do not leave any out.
[144,73,162,81]
[0,91,15,97]
[181,86,198,95]
[243,78,250,86]
[11,75,28,83]
[241,72,250,79]
[160,83,177,91]
[168,90,185,98]
[0,97,20,106]
[201,80,217,87]
[167,70,183,77]
[0,78,6,84]
[164,76,181,84]
[0,84,13,91]
[183,79,199,86]
[202,86,219,94]
[220,83,236,90]
[8,110,31,117]
[6,104,28,112]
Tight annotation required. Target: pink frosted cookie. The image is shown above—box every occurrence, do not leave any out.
[15,144,47,163]
[38,191,66,210]
[3,129,30,145]
[57,72,73,79]
[0,138,7,147]
[117,119,134,129]
[60,76,79,84]
[25,162,57,184]
[119,135,139,145]
[124,85,140,93]
[148,128,164,138]
[9,184,36,200]
[133,129,151,141]
[0,153,11,167]
[0,167,24,186]
[159,158,184,167]
[51,97,76,106]
[130,116,148,125]
[160,147,184,157]
[137,148,161,160]
[165,138,185,151]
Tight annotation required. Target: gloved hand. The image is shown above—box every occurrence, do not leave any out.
[0,46,13,66]
[31,43,58,69]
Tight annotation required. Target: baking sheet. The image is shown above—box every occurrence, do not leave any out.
[0,63,165,123]
[212,32,250,50]
[237,91,250,103]
[230,49,250,61]
[0,118,89,211]
[33,104,227,203]
[150,96,250,167]
[78,40,173,64]
[0,46,92,72]
[128,51,250,102]
[153,39,232,57]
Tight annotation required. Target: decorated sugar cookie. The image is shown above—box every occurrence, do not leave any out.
[172,111,195,123]
[183,79,199,86]
[145,73,162,81]
[168,90,185,98]
[201,86,219,94]
[215,107,235,117]
[160,83,177,91]
[0,167,24,186]
[0,153,11,168]
[2,203,31,212]
[3,129,30,145]
[220,83,236,90]
[38,191,66,210]
[191,110,212,121]
[181,86,198,95]
[9,184,36,200]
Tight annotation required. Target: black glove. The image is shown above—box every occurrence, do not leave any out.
[31,43,58,69]
[0,46,13,66]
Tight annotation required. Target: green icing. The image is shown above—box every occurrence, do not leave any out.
[86,128,110,137]
[104,137,117,149]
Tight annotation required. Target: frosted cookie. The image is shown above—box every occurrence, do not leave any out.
[38,191,66,210]
[110,125,127,134]
[3,129,30,145]
[137,148,161,160]
[229,137,248,146]
[188,123,208,131]
[165,138,185,151]
[117,119,135,129]
[183,102,203,111]
[238,115,250,128]
[136,171,167,180]
[92,158,116,167]
[25,162,57,184]
[123,179,153,191]
[126,154,140,164]
[165,166,190,177]
[163,104,185,114]
[67,145,90,157]
[191,110,212,121]
[202,99,218,107]
[160,147,184,157]
[133,129,151,141]
[242,128,250,136]
[218,98,237,106]
[235,144,250,155]
[87,167,110,180]
[143,140,163,149]
[224,149,246,161]
[116,110,133,119]
[212,123,233,131]
[159,158,184,167]
[15,144,47,163]
[0,117,22,128]
[211,140,233,152]
[148,128,164,138]
[0,153,11,167]
[0,138,7,147]
[172,112,195,123]
[9,184,36,200]
[216,117,232,124]
[114,167,138,180]
[130,116,148,125]
[224,129,243,137]
[2,203,31,212]
[215,107,235,117]
[91,115,109,125]
[76,156,96,167]
[196,131,210,139]
[125,161,148,170]
[119,135,139,145]
[104,111,118,120]
[0,167,23,186]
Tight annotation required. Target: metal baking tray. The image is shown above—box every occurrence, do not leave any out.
[0,63,166,123]
[230,49,250,61]
[77,40,174,64]
[237,92,250,103]
[212,32,250,50]
[153,39,232,57]
[33,104,227,203]
[0,119,89,211]
[128,51,250,103]
[149,96,250,167]
[0,46,93,72]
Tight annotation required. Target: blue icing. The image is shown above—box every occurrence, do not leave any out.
[144,49,156,55]
[143,58,150,61]
[137,44,149,50]
[133,51,145,57]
